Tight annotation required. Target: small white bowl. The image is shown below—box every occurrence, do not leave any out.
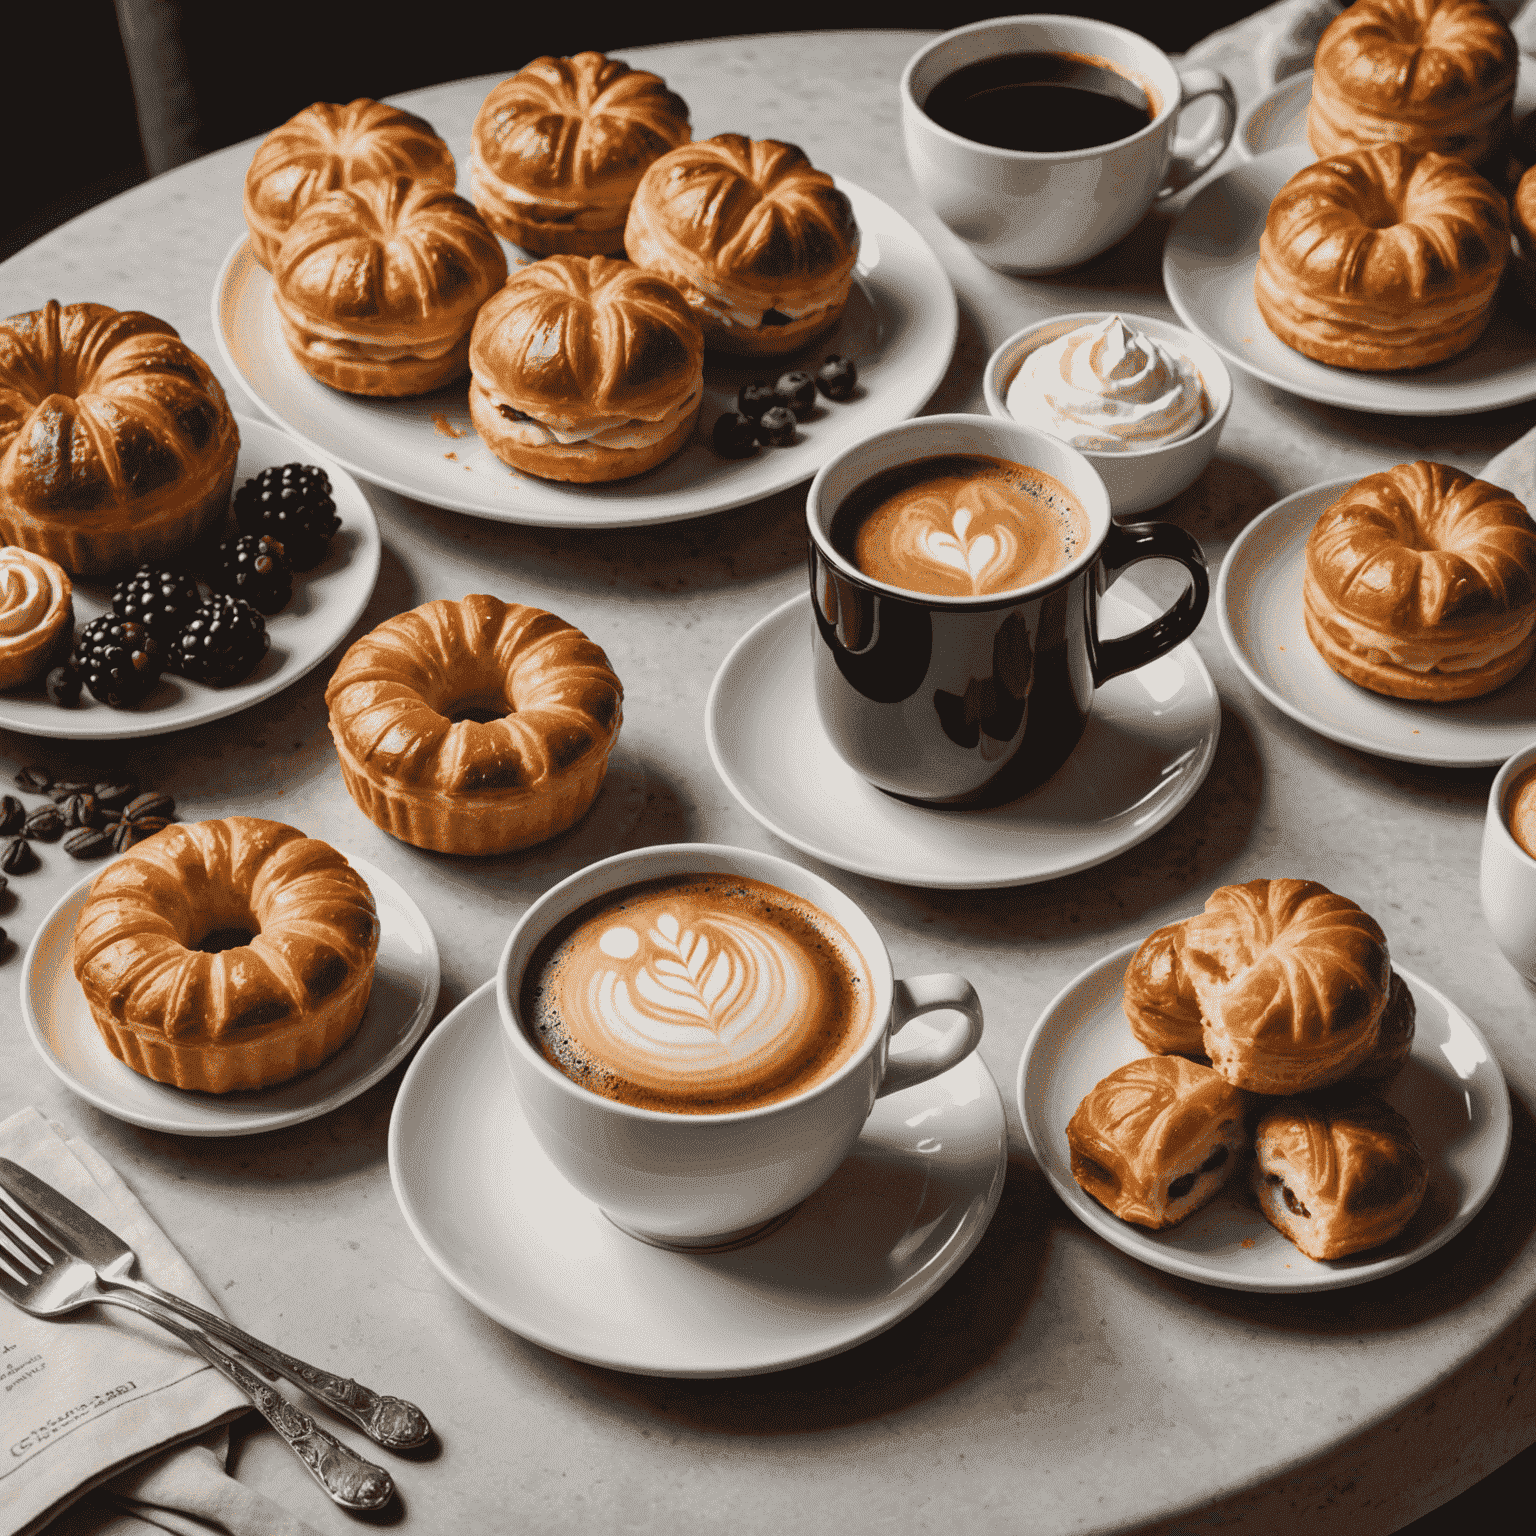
[983,311,1233,519]
[1480,740,1536,983]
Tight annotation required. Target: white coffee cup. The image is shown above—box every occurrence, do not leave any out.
[901,16,1237,274]
[496,843,984,1250]
[1480,741,1536,982]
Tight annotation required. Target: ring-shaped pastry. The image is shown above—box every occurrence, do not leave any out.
[0,546,72,689]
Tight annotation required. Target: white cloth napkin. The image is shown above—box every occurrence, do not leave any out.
[0,1108,319,1536]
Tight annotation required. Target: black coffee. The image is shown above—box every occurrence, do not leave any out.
[922,52,1153,153]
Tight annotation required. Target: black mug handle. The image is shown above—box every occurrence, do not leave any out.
[1089,521,1210,687]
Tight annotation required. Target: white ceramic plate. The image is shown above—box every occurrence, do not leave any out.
[20,856,440,1136]
[1220,478,1536,766]
[0,418,380,741]
[1017,943,1512,1293]
[1163,145,1536,416]
[705,589,1220,890]
[212,181,958,529]
[388,980,1007,1377]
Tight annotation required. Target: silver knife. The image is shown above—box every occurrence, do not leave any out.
[0,1158,432,1451]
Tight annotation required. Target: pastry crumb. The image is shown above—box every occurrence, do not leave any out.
[431,413,465,439]
[444,452,457,460]
[1241,1238,1254,1248]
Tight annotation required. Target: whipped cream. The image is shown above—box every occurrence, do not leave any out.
[1006,315,1207,454]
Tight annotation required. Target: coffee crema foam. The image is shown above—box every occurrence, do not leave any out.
[832,454,1091,598]
[521,875,875,1114]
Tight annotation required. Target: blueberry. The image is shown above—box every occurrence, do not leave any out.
[736,381,779,420]
[775,371,817,418]
[712,412,759,459]
[816,355,858,402]
[757,405,797,447]
[46,664,82,708]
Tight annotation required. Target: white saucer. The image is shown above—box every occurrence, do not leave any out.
[705,590,1220,890]
[1163,145,1536,417]
[20,856,440,1136]
[1219,477,1536,766]
[388,980,1006,1377]
[212,180,957,530]
[0,417,381,741]
[1017,943,1511,1294]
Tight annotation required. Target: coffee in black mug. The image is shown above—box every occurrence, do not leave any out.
[805,415,1209,807]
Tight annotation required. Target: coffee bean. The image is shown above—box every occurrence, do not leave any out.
[94,781,139,810]
[61,793,100,829]
[1,838,38,874]
[0,797,23,836]
[46,779,94,803]
[111,816,169,852]
[15,767,50,792]
[125,792,175,822]
[0,874,8,899]
[24,806,64,841]
[65,827,113,859]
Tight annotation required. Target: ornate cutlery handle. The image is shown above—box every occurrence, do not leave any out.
[107,1274,431,1449]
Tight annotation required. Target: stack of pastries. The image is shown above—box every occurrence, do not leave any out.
[1068,879,1429,1261]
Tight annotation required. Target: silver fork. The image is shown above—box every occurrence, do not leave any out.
[0,1202,394,1513]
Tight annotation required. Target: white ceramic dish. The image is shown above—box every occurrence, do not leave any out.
[705,589,1220,889]
[388,980,1007,1377]
[20,856,439,1136]
[1163,145,1536,417]
[1219,477,1536,766]
[212,180,957,529]
[1017,943,1511,1293]
[0,417,380,741]
[981,310,1232,518]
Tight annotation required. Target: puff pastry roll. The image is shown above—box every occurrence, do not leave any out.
[1123,921,1205,1058]
[1346,970,1416,1086]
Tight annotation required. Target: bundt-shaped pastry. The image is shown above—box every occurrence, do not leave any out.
[326,596,624,855]
[1251,1092,1429,1259]
[1505,163,1536,316]
[1303,462,1536,701]
[71,818,380,1093]
[1123,921,1205,1059]
[1067,1056,1248,1231]
[1179,879,1392,1096]
[0,301,240,575]
[1345,969,1417,1085]
[624,134,860,356]
[471,52,690,257]
[273,176,508,397]
[0,546,72,689]
[243,98,456,271]
[467,254,704,483]
[1254,144,1508,372]
[1308,0,1517,166]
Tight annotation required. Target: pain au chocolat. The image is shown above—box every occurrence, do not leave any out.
[624,134,860,357]
[1308,0,1517,166]
[471,52,690,257]
[273,176,507,397]
[1304,462,1536,701]
[243,98,456,271]
[1254,144,1508,372]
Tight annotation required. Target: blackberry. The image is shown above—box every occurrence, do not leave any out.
[207,533,292,614]
[170,596,269,687]
[233,463,340,570]
[111,566,203,648]
[72,616,164,708]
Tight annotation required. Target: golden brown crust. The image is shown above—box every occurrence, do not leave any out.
[1308,0,1517,165]
[471,52,690,256]
[0,547,72,689]
[1251,1092,1428,1259]
[243,98,456,270]
[0,301,240,575]
[1302,462,1536,701]
[1254,145,1508,372]
[624,134,859,357]
[1345,970,1417,1085]
[71,818,380,1093]
[325,596,624,855]
[1123,921,1206,1058]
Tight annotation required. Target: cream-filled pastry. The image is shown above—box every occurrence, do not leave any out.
[0,546,72,688]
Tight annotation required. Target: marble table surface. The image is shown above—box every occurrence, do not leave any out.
[4,28,1536,1536]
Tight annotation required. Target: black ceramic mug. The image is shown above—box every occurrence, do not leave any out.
[806,415,1209,807]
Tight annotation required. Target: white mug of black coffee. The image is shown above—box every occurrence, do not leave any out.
[497,842,985,1251]
[901,16,1237,273]
[806,414,1209,807]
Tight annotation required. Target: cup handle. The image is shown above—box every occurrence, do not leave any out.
[1156,66,1238,199]
[877,974,984,1098]
[1089,521,1210,688]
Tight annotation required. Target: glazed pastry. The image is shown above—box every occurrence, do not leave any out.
[1346,970,1417,1086]
[1122,921,1205,1058]
[1180,879,1391,1096]
[471,53,690,257]
[1254,144,1508,372]
[0,546,72,689]
[1308,0,1517,166]
[467,255,703,483]
[624,134,860,356]
[1067,1056,1247,1231]
[1304,462,1536,702]
[71,818,379,1093]
[1251,1092,1429,1260]
[243,98,456,270]
[1505,163,1536,316]
[325,596,623,855]
[0,301,240,575]
[273,176,508,397]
